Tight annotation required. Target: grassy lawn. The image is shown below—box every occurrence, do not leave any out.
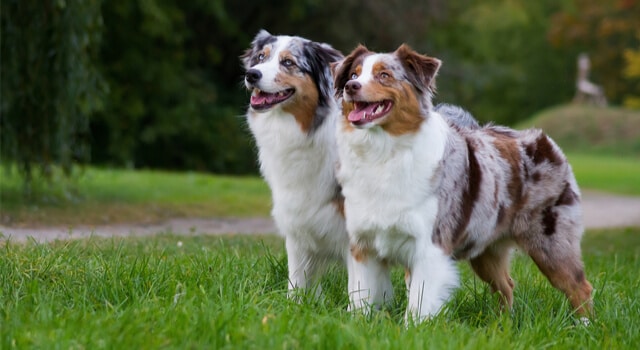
[567,153,640,196]
[2,228,639,349]
[0,167,271,227]
[2,103,639,348]
[2,152,639,228]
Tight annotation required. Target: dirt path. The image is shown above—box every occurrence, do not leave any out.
[1,190,639,243]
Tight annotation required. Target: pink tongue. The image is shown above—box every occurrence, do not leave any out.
[251,92,276,106]
[348,103,380,122]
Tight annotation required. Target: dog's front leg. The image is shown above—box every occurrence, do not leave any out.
[346,255,393,314]
[286,237,323,299]
[405,241,458,324]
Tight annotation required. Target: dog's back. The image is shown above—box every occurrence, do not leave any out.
[433,124,582,259]
[435,103,480,129]
[432,122,591,319]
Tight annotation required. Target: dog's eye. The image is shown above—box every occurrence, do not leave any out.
[350,73,358,80]
[380,72,390,79]
[281,59,295,67]
[258,53,265,61]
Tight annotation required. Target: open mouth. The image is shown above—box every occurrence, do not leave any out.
[250,89,295,110]
[348,100,394,126]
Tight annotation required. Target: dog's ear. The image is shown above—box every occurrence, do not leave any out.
[333,45,370,97]
[304,42,343,73]
[316,42,344,63]
[395,44,441,95]
[302,41,344,108]
[240,29,277,67]
[254,29,272,43]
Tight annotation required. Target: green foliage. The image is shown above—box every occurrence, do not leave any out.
[4,0,639,180]
[1,230,639,348]
[0,0,106,187]
[549,0,640,106]
[92,0,257,173]
[90,0,446,173]
[622,35,640,108]
[91,0,589,174]
[431,0,579,125]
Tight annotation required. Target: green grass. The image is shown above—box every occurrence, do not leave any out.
[0,167,271,226]
[1,228,639,349]
[566,153,640,196]
[2,152,639,228]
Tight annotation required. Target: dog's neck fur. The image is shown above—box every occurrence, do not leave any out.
[250,104,340,198]
[249,102,344,245]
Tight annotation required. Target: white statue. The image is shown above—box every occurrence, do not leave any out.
[573,53,607,106]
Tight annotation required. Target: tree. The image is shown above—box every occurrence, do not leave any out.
[428,0,579,125]
[1,0,105,189]
[91,0,259,173]
[90,0,446,174]
[622,31,640,108]
[548,0,640,106]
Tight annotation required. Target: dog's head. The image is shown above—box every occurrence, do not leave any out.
[241,30,343,131]
[333,44,441,135]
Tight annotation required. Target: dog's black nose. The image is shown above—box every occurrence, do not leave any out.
[345,81,361,95]
[245,69,262,84]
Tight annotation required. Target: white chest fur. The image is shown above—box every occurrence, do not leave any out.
[248,108,343,246]
[336,112,450,262]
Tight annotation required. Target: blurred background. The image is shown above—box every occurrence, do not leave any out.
[2,0,639,183]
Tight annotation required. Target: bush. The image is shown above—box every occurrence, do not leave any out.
[0,0,105,188]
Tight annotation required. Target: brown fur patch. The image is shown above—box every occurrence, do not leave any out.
[350,244,370,263]
[279,72,319,133]
[526,134,562,165]
[341,100,356,133]
[490,131,525,224]
[496,205,506,226]
[469,249,515,309]
[348,52,368,80]
[556,182,578,206]
[354,65,363,77]
[333,45,371,95]
[351,80,423,135]
[381,82,424,135]
[541,206,557,236]
[372,62,392,83]
[395,44,441,94]
[451,140,482,246]
[526,249,593,316]
[532,172,541,182]
[574,269,585,283]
